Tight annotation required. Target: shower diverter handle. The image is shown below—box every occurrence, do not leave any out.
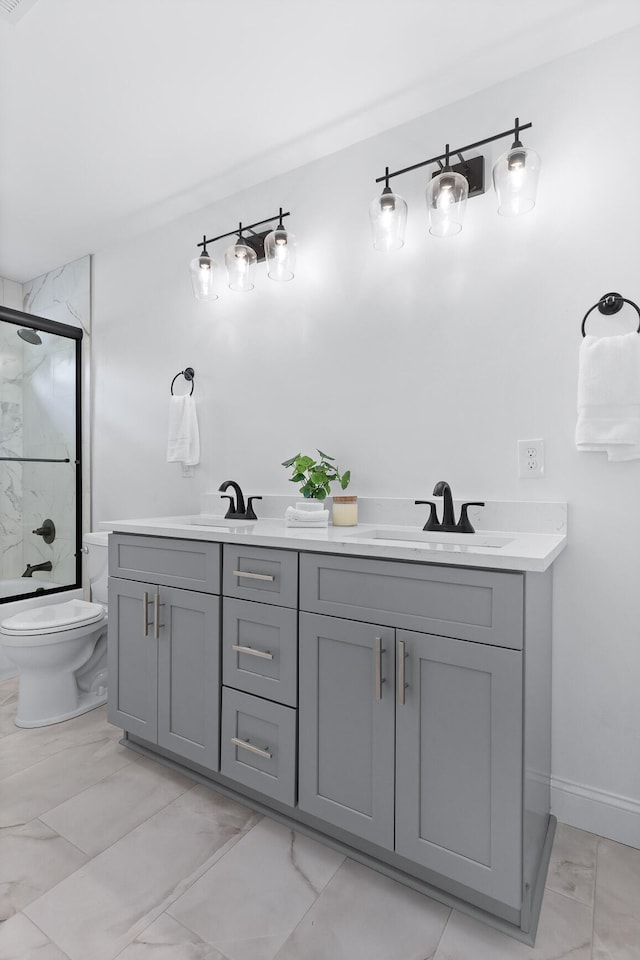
[32,518,56,544]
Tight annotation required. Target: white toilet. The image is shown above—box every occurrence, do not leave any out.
[0,531,110,728]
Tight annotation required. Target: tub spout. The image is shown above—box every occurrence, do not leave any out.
[22,561,53,578]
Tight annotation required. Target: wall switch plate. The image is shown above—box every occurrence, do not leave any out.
[518,439,545,478]
[181,463,194,478]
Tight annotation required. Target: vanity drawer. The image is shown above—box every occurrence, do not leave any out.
[222,545,298,608]
[109,535,220,594]
[222,599,298,706]
[220,687,296,806]
[299,553,523,649]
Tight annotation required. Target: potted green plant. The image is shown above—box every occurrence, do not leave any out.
[282,450,357,525]
[281,450,350,500]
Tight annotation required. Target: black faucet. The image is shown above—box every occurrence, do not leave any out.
[416,481,484,534]
[218,480,262,520]
[22,560,53,578]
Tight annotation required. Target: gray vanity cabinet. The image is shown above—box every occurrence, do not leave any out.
[298,552,529,910]
[106,533,553,941]
[108,535,221,770]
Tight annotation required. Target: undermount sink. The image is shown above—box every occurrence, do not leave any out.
[344,528,514,550]
[189,516,257,529]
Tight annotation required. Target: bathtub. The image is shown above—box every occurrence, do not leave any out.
[0,581,82,680]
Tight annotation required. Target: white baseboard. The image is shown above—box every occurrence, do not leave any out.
[551,775,640,848]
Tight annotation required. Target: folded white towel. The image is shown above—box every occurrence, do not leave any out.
[576,332,640,461]
[167,395,200,465]
[285,506,329,527]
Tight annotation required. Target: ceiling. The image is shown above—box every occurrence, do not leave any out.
[1,0,640,284]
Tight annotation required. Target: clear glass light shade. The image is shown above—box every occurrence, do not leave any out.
[492,145,541,216]
[369,187,408,251]
[264,227,296,281]
[425,169,468,237]
[189,254,218,301]
[225,240,257,292]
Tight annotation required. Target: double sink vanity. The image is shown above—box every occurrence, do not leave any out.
[105,495,567,944]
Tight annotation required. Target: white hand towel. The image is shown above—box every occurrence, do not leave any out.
[576,332,640,460]
[167,395,200,465]
[285,506,329,527]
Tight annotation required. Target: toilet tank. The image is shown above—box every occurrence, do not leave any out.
[83,531,111,605]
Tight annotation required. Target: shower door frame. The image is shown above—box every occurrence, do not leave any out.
[0,304,83,598]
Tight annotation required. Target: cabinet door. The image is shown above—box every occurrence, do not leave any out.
[157,587,220,771]
[298,612,395,849]
[107,577,158,741]
[395,629,523,909]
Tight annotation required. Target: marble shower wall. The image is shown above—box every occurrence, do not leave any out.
[0,256,91,587]
[0,275,25,578]
[0,325,24,577]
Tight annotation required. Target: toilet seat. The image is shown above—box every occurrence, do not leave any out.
[0,599,105,637]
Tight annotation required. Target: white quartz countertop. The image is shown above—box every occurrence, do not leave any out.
[103,509,567,573]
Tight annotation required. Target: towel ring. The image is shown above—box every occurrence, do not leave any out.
[581,293,640,337]
[170,367,195,395]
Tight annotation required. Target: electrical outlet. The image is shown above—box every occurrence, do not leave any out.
[518,439,545,478]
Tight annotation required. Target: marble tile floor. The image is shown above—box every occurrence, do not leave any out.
[0,676,638,960]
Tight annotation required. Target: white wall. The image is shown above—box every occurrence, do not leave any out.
[0,277,22,310]
[92,28,640,846]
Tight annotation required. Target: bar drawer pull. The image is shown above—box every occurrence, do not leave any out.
[232,569,275,582]
[231,736,273,760]
[374,636,385,701]
[398,639,407,706]
[153,592,165,641]
[231,644,274,661]
[143,591,152,637]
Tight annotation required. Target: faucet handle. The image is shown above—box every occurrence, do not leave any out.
[457,502,485,534]
[415,500,440,531]
[220,495,235,519]
[246,496,262,520]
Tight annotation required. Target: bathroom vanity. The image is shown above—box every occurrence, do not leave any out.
[106,506,566,945]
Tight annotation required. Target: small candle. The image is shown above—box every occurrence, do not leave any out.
[332,495,358,527]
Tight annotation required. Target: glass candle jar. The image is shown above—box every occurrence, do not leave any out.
[332,495,358,527]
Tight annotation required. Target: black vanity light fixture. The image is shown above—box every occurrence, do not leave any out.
[369,118,540,250]
[190,208,296,301]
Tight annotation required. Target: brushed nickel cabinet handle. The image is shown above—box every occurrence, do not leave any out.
[374,636,385,701]
[231,736,272,760]
[153,592,165,641]
[143,591,151,637]
[232,569,275,582]
[398,639,406,706]
[231,644,274,661]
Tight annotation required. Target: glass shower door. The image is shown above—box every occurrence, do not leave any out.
[0,308,82,601]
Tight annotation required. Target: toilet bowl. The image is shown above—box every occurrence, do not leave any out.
[0,531,110,728]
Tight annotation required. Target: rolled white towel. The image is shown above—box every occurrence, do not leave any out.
[285,506,329,527]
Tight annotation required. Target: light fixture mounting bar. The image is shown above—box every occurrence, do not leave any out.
[198,211,291,249]
[375,121,532,184]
